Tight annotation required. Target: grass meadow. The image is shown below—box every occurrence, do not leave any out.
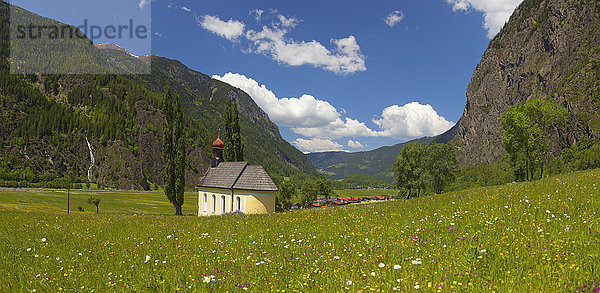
[0,189,198,215]
[0,169,599,292]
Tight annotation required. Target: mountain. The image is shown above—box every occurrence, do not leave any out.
[455,0,600,166]
[0,2,317,190]
[307,136,437,182]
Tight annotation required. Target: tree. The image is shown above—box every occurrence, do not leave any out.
[426,143,458,194]
[174,93,186,215]
[162,87,186,215]
[87,196,101,213]
[391,143,428,198]
[500,98,566,181]
[315,176,334,199]
[300,180,318,207]
[223,98,244,161]
[277,180,296,210]
[523,98,567,177]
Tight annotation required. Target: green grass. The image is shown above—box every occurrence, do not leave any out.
[0,188,198,215]
[1,170,599,292]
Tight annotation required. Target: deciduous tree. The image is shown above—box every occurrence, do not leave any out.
[500,98,566,181]
[391,143,428,198]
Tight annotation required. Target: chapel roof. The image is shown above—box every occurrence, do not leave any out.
[198,162,278,191]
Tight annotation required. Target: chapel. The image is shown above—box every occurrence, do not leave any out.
[197,132,277,216]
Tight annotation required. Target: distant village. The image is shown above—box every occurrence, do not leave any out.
[286,194,395,210]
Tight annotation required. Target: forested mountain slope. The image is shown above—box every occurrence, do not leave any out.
[0,2,317,190]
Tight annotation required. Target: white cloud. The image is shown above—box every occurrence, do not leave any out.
[138,0,151,9]
[293,138,345,153]
[250,9,264,21]
[181,6,191,12]
[212,73,339,128]
[198,15,245,41]
[384,10,405,27]
[213,73,454,142]
[213,72,381,140]
[445,0,524,38]
[292,117,378,140]
[372,102,455,140]
[197,13,366,74]
[246,26,366,74]
[348,140,365,149]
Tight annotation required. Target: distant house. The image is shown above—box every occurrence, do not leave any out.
[197,133,278,216]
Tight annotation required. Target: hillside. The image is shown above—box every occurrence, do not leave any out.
[1,169,599,291]
[307,124,459,183]
[307,136,437,182]
[0,2,317,190]
[455,0,600,166]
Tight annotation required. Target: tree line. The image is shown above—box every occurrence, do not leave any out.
[276,177,334,211]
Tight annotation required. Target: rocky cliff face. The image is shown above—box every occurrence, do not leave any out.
[456,0,600,166]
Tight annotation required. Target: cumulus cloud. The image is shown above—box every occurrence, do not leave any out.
[181,6,191,12]
[292,117,378,140]
[445,0,524,38]
[372,102,455,140]
[246,26,366,74]
[198,15,245,41]
[293,138,345,153]
[384,10,405,27]
[213,73,454,144]
[212,73,339,127]
[348,140,365,149]
[198,13,366,74]
[213,72,380,140]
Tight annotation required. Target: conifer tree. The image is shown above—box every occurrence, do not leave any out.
[223,97,244,161]
[174,94,186,215]
[223,98,233,161]
[162,86,186,215]
[162,87,175,211]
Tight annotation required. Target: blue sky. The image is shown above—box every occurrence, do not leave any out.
[12,0,524,153]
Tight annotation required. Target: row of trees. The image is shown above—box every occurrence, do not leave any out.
[391,143,458,198]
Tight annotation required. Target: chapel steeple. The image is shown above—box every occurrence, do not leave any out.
[211,130,224,167]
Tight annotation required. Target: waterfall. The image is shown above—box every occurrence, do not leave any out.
[85,137,95,182]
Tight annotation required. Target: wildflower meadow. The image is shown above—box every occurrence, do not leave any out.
[0,169,599,292]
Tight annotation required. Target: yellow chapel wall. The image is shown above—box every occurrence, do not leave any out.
[197,187,232,217]
[234,189,276,214]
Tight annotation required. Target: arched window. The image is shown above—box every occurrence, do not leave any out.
[203,193,207,212]
[236,196,241,212]
[212,194,216,214]
[221,195,226,213]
